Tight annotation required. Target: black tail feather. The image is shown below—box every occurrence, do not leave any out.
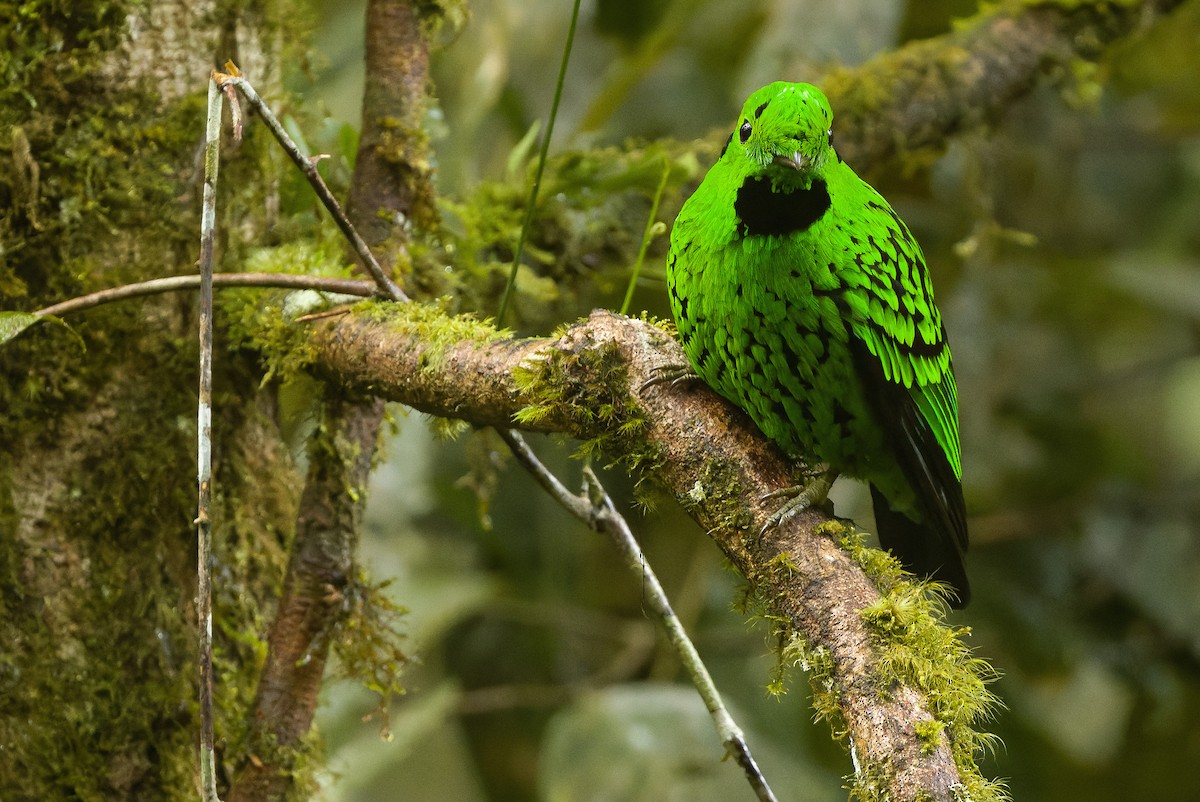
[870,484,970,608]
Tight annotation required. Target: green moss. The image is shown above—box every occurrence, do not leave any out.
[914,717,947,756]
[364,297,506,367]
[222,239,378,384]
[767,551,801,576]
[330,574,410,738]
[740,519,1005,800]
[223,288,324,385]
[429,416,472,440]
[639,312,678,335]
[0,4,334,798]
[223,263,509,387]
[432,141,702,328]
[830,522,1006,801]
[234,727,324,802]
[510,331,666,488]
[690,458,752,530]
[0,2,206,427]
[0,331,298,800]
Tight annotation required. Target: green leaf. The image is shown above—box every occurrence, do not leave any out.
[0,311,42,345]
[0,311,83,350]
[505,119,542,184]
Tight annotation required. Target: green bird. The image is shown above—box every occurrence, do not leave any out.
[666,81,969,605]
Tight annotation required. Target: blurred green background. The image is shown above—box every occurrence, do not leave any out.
[286,1,1200,799]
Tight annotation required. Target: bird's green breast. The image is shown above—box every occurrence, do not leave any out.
[667,159,905,499]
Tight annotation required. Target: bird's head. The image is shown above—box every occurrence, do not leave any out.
[728,82,834,182]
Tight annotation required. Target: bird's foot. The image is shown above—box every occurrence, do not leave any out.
[641,362,700,391]
[759,466,839,535]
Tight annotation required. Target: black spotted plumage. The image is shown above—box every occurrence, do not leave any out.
[666,81,970,604]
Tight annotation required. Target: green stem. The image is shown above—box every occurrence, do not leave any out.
[619,154,671,315]
[496,0,582,326]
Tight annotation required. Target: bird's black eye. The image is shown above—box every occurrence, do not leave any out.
[739,120,752,144]
[827,128,834,148]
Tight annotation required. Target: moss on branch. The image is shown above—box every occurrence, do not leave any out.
[300,305,1004,801]
[822,0,1186,176]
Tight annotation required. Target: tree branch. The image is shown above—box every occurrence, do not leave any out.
[228,396,385,802]
[345,0,441,252]
[826,0,1187,173]
[229,2,441,799]
[302,306,997,800]
[33,273,375,319]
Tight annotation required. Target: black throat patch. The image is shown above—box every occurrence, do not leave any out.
[735,175,831,237]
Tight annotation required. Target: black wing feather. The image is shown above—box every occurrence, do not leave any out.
[850,337,970,606]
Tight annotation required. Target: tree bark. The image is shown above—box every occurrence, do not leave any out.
[825,0,1188,175]
[228,397,385,802]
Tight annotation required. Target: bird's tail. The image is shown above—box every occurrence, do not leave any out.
[870,484,971,608]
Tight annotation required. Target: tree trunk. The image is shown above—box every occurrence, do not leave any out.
[0,5,295,799]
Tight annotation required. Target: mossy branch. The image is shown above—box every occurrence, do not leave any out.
[301,305,1003,801]
[228,397,387,802]
[825,0,1187,176]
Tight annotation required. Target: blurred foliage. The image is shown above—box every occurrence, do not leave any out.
[282,0,1200,799]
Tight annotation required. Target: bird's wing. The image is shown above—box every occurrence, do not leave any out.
[850,326,970,599]
[840,199,969,592]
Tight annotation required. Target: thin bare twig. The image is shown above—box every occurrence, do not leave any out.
[214,70,407,303]
[497,430,779,802]
[496,430,591,519]
[196,74,223,802]
[34,273,375,318]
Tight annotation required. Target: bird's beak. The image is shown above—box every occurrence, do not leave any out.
[772,151,806,171]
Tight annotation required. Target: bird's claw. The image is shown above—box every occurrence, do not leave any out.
[641,362,700,392]
[758,467,838,535]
